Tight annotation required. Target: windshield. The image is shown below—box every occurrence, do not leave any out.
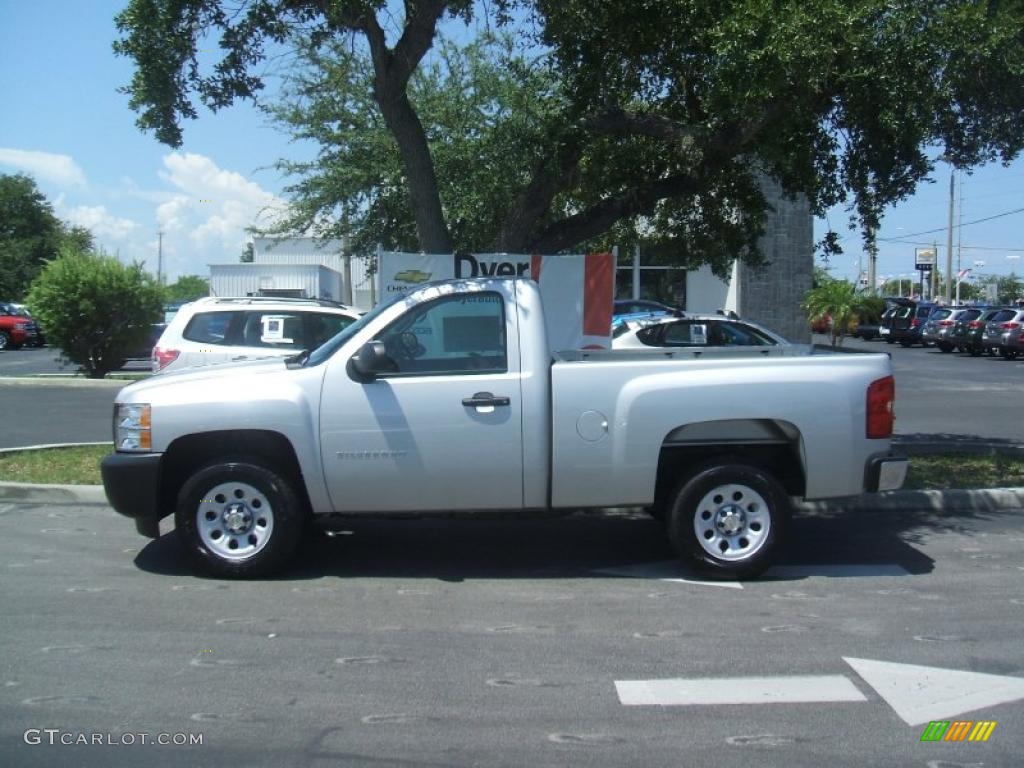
[303,291,408,367]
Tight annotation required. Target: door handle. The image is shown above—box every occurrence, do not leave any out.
[462,392,511,407]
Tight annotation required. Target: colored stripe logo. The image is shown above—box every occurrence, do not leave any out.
[920,720,996,742]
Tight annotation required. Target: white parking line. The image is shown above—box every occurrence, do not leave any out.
[616,675,867,706]
[766,564,909,578]
[593,560,742,588]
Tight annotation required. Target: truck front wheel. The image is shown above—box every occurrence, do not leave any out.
[667,462,789,580]
[175,459,306,578]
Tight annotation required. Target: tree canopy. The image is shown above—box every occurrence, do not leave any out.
[0,174,93,299]
[114,1,1024,268]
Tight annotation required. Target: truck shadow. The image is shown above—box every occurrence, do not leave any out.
[125,500,1024,582]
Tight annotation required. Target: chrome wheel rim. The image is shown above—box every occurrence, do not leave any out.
[693,483,771,562]
[196,481,274,561]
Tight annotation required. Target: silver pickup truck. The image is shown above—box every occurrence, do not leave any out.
[102,278,907,579]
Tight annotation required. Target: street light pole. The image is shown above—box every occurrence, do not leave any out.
[945,172,954,302]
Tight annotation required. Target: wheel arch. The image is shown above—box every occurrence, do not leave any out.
[653,419,806,509]
[159,430,311,517]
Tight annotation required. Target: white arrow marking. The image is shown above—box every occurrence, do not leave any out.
[616,675,866,706]
[766,564,909,578]
[844,657,1024,726]
[594,560,743,589]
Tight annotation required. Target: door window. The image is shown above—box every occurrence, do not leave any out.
[376,293,507,375]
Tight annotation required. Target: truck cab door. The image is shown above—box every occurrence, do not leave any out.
[319,290,525,512]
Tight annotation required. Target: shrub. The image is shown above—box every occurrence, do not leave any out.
[26,247,163,378]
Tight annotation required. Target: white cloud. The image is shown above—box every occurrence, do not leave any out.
[0,148,87,187]
[66,205,138,241]
[155,152,288,267]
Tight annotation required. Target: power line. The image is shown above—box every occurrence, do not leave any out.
[877,206,1024,242]
[880,239,1024,253]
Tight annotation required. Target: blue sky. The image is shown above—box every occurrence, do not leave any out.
[1,1,1022,286]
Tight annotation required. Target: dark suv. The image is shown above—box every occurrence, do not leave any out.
[962,307,1012,356]
[890,302,937,347]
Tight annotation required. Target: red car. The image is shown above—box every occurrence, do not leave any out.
[0,303,40,350]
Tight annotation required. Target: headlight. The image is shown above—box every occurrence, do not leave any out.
[115,404,151,451]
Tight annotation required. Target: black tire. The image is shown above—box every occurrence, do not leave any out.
[666,462,790,580]
[1002,349,1019,360]
[0,331,9,350]
[938,343,954,353]
[884,337,895,344]
[969,345,982,357]
[175,458,307,578]
[899,340,912,348]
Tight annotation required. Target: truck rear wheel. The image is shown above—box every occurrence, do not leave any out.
[666,462,789,580]
[175,459,306,578]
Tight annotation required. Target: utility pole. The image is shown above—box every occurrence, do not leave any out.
[157,230,164,285]
[945,172,954,303]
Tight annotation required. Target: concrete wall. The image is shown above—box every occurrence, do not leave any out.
[737,175,813,342]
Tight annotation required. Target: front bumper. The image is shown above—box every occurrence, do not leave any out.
[100,452,164,538]
[865,453,909,492]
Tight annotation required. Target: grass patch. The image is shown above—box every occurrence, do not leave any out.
[905,452,1024,490]
[1,445,1022,491]
[0,444,109,485]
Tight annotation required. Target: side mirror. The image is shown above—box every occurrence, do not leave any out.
[349,340,393,381]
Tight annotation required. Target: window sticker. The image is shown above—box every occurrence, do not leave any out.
[261,315,292,344]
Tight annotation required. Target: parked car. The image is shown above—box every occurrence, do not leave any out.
[0,302,43,349]
[890,302,937,347]
[613,298,679,325]
[613,314,789,349]
[151,296,362,373]
[921,307,980,352]
[980,307,1019,357]
[996,308,1024,360]
[947,307,985,352]
[1005,319,1024,359]
[963,307,1012,356]
[102,276,905,579]
[859,298,911,341]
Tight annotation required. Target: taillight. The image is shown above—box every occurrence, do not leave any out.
[867,375,895,439]
[152,347,180,371]
[968,320,983,329]
[1002,322,1021,330]
[910,318,920,328]
[938,320,954,327]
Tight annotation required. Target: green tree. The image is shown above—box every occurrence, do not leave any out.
[26,248,163,378]
[164,274,209,302]
[0,174,65,299]
[997,273,1024,305]
[802,277,875,347]
[114,1,1024,264]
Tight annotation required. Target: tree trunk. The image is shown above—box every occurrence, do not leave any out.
[360,3,453,254]
[375,89,453,253]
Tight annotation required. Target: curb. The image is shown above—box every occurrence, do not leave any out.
[0,376,129,388]
[799,487,1024,516]
[0,481,108,505]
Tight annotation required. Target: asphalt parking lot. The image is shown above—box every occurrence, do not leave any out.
[2,499,1023,767]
